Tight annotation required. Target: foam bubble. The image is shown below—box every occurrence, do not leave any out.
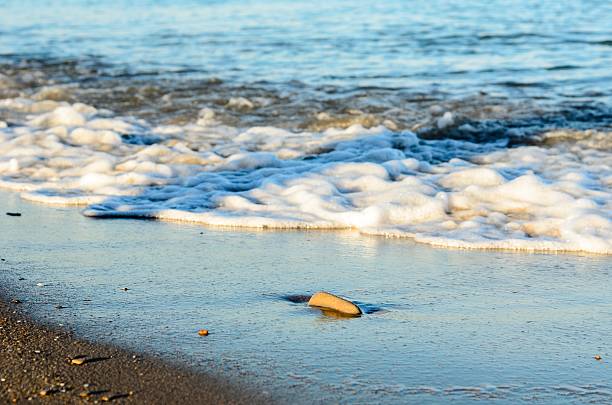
[30,105,87,127]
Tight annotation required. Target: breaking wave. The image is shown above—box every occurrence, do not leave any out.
[1,96,610,254]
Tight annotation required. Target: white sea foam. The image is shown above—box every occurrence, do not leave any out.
[0,99,610,253]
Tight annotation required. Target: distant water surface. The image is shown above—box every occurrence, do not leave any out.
[1,0,611,100]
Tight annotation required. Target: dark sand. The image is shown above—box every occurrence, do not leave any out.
[0,295,272,404]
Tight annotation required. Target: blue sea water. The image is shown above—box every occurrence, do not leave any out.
[1,0,611,100]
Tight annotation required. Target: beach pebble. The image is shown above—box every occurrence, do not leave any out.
[70,357,87,365]
[198,329,209,336]
[308,291,362,315]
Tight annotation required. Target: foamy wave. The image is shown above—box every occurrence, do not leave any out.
[1,99,610,253]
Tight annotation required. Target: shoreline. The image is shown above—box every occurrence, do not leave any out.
[0,292,271,404]
[1,190,610,404]
[7,189,611,256]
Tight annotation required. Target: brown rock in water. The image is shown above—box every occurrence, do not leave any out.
[198,329,209,336]
[594,355,602,361]
[308,291,362,316]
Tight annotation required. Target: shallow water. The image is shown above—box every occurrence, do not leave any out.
[1,193,611,403]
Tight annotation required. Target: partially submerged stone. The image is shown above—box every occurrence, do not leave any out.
[308,291,362,316]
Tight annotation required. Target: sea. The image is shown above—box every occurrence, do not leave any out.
[1,0,611,403]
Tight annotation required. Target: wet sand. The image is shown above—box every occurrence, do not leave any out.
[0,293,271,404]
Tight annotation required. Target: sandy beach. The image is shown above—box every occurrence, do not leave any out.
[0,292,271,404]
